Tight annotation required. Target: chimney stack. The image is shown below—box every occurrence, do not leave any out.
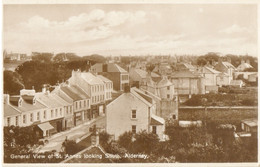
[246,59,250,65]
[4,94,10,104]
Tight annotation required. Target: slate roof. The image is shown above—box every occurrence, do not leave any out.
[4,103,21,117]
[61,85,90,101]
[36,93,64,108]
[10,97,47,112]
[204,67,221,74]
[80,72,104,85]
[97,75,112,83]
[134,69,160,78]
[222,62,236,69]
[171,71,202,78]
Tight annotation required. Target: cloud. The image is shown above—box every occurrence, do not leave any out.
[4,9,148,53]
[219,24,250,34]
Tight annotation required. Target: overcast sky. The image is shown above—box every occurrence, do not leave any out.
[3,4,257,57]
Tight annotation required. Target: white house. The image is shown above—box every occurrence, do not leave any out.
[106,87,165,141]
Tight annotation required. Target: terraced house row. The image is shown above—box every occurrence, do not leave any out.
[3,70,113,138]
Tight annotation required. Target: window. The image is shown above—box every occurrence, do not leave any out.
[44,110,46,119]
[167,94,170,99]
[80,101,82,108]
[172,114,176,120]
[87,100,89,107]
[76,102,78,109]
[55,109,58,117]
[15,116,19,126]
[92,97,94,103]
[60,108,62,116]
[84,100,86,107]
[132,125,136,133]
[132,110,136,119]
[37,112,40,120]
[7,117,10,126]
[51,110,54,118]
[167,86,170,90]
[23,115,26,124]
[152,126,157,134]
[30,113,33,122]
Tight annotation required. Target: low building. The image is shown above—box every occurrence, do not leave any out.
[152,63,173,75]
[197,66,221,93]
[129,68,160,88]
[106,87,165,141]
[142,75,175,100]
[90,63,129,91]
[241,118,257,134]
[230,80,244,88]
[214,58,236,82]
[237,60,253,72]
[170,71,205,95]
[216,72,230,86]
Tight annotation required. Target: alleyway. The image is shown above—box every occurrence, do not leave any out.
[36,115,106,153]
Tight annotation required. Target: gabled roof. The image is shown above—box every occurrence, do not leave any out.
[221,62,236,69]
[131,87,153,107]
[4,103,21,117]
[134,69,160,78]
[182,63,195,69]
[108,64,127,73]
[36,93,65,108]
[157,77,173,88]
[80,72,104,85]
[203,67,221,74]
[61,85,90,101]
[237,63,253,69]
[171,71,202,78]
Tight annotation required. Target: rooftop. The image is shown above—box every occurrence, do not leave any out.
[61,85,90,101]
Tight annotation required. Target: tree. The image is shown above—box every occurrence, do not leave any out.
[118,131,133,151]
[62,140,81,155]
[131,130,159,154]
[4,70,24,95]
[31,52,53,63]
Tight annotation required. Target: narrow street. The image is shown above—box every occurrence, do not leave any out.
[36,115,106,153]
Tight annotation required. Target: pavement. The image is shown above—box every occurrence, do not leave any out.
[36,115,106,153]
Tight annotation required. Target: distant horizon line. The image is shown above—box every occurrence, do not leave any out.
[3,50,257,58]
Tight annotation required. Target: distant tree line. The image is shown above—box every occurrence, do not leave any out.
[4,53,107,93]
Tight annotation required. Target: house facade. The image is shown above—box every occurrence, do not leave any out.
[106,87,165,141]
[68,70,113,117]
[214,58,236,84]
[90,63,129,91]
[170,71,205,95]
[197,66,220,93]
[129,68,160,88]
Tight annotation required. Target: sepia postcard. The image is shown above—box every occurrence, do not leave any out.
[2,0,259,166]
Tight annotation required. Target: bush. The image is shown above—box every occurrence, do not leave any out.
[62,140,81,155]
